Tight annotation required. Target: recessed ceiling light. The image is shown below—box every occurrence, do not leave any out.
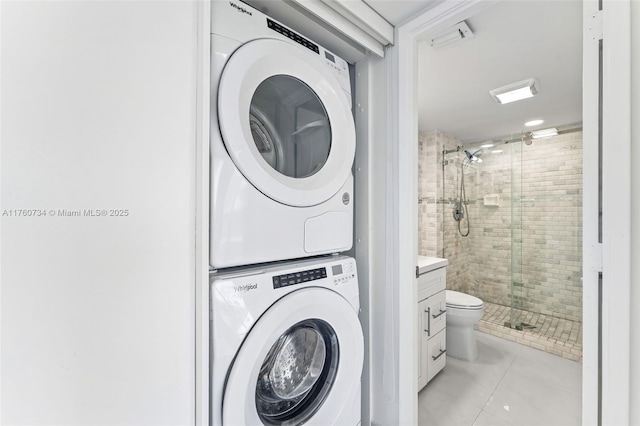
[525,119,544,127]
[481,144,494,148]
[489,78,540,105]
[492,150,503,154]
[531,128,558,139]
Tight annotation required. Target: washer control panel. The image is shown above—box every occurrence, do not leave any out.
[332,261,356,285]
[273,267,327,289]
[268,258,357,289]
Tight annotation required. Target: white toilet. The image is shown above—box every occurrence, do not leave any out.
[445,290,484,361]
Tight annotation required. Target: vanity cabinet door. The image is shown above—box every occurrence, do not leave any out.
[427,329,447,383]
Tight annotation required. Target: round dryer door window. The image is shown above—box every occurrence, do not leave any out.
[218,38,356,207]
[221,288,363,425]
[250,75,331,179]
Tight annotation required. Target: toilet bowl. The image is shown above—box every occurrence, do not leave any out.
[445,290,484,361]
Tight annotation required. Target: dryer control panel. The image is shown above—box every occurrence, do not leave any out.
[265,17,350,100]
[267,18,319,54]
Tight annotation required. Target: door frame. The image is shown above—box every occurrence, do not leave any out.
[388,2,496,423]
[591,0,632,424]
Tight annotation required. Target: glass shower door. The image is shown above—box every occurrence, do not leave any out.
[508,139,524,329]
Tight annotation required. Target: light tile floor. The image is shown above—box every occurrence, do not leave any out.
[418,331,582,426]
[479,302,582,362]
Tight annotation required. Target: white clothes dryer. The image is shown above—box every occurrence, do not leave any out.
[210,1,356,269]
[210,255,363,426]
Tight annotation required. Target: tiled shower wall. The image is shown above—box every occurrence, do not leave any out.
[418,130,471,294]
[417,130,440,255]
[418,129,583,322]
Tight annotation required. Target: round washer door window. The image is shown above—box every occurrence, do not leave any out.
[255,319,338,424]
[222,288,363,425]
[218,38,355,207]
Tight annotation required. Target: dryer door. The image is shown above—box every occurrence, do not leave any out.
[217,38,355,207]
[222,288,363,425]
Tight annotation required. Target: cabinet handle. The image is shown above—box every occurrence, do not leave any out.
[432,349,446,361]
[432,309,446,319]
[423,308,431,335]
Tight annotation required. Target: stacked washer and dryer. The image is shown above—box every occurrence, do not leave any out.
[209,1,363,425]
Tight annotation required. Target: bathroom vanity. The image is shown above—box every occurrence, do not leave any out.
[417,256,448,390]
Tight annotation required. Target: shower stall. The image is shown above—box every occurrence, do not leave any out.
[417,127,583,361]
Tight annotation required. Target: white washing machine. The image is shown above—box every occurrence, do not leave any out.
[210,1,356,269]
[210,256,363,425]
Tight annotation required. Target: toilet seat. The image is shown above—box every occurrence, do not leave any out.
[446,290,483,310]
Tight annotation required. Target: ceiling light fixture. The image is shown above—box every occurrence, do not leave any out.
[530,128,558,139]
[481,144,494,148]
[489,78,540,105]
[525,119,544,127]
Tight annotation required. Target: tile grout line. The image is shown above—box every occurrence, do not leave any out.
[469,341,523,426]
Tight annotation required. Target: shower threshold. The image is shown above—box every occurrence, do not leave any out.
[480,301,583,362]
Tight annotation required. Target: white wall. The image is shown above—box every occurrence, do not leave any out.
[630,2,640,424]
[1,2,198,424]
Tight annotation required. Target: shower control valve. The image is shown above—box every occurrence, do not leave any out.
[452,202,464,221]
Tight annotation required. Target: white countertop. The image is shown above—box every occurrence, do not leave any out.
[417,256,448,275]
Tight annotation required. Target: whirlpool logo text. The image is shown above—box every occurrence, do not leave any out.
[229,2,252,16]
[234,283,258,293]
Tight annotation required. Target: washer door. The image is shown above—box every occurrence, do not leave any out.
[222,288,363,425]
[218,38,355,207]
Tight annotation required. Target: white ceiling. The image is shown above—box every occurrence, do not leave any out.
[417,0,583,142]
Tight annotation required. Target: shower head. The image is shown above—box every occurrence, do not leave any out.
[464,148,484,163]
[524,134,534,145]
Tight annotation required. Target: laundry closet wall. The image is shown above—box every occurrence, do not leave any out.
[1,2,198,424]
